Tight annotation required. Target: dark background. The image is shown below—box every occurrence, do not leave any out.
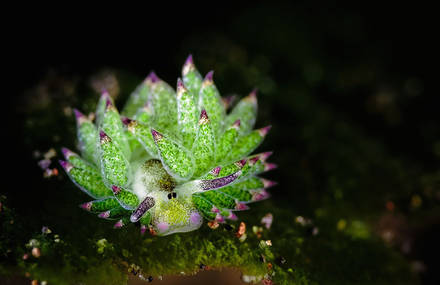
[9,2,436,165]
[6,2,438,284]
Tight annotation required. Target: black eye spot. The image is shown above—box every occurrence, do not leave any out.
[167,193,172,199]
[172,192,177,198]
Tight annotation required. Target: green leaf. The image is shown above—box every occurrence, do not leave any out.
[151,128,195,180]
[191,110,216,178]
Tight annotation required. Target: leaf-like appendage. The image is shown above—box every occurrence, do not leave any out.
[198,71,225,136]
[152,129,195,180]
[191,110,216,178]
[226,90,258,135]
[62,55,275,236]
[99,131,130,187]
[60,160,113,199]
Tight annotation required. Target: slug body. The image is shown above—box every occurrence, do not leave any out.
[60,56,275,236]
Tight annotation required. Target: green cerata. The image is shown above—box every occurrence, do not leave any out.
[60,55,276,236]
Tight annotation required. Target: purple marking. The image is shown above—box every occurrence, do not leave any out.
[140,225,147,235]
[204,70,214,82]
[222,95,236,109]
[121,116,133,126]
[41,226,51,234]
[101,89,109,97]
[260,151,273,162]
[235,202,249,211]
[200,170,242,190]
[262,178,277,188]
[111,185,121,195]
[113,219,124,229]
[73,108,85,120]
[150,129,163,141]
[252,190,270,201]
[147,71,160,83]
[249,156,260,166]
[190,212,202,225]
[156,222,169,232]
[38,159,51,170]
[245,89,258,103]
[233,119,241,128]
[200,109,208,119]
[185,54,193,66]
[130,196,155,223]
[259,125,272,137]
[261,189,270,199]
[177,78,185,89]
[61,147,75,159]
[261,213,273,229]
[105,97,113,108]
[99,130,108,141]
[199,110,210,124]
[227,212,238,221]
[210,166,221,176]
[235,159,247,168]
[59,160,73,172]
[250,88,258,97]
[211,206,220,213]
[98,211,110,219]
[79,202,92,211]
[215,213,225,223]
[264,163,278,171]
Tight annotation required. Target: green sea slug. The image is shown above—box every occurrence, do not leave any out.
[60,55,276,236]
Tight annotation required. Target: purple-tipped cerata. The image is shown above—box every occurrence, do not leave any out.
[130,196,155,223]
[200,170,242,190]
[147,71,160,83]
[59,160,73,172]
[204,70,214,83]
[60,55,276,236]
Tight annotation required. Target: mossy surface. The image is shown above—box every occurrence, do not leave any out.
[1,195,418,285]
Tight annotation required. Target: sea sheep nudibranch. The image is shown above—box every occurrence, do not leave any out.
[59,55,276,236]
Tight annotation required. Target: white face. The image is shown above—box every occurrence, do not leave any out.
[148,195,203,235]
[131,159,203,235]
